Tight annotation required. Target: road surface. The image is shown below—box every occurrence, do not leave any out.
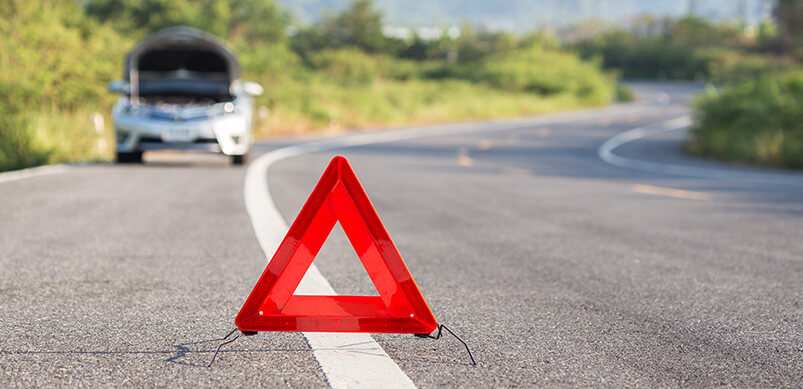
[1,83,801,387]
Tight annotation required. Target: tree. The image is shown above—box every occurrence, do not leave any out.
[321,0,387,53]
[774,0,803,58]
[291,0,393,57]
[83,0,287,45]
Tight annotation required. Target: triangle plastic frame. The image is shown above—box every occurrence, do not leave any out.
[235,156,438,334]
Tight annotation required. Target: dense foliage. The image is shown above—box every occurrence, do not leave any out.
[688,71,803,169]
[571,15,795,82]
[774,0,803,59]
[0,0,130,171]
[566,4,803,169]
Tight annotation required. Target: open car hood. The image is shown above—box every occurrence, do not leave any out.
[123,27,241,104]
[124,26,239,82]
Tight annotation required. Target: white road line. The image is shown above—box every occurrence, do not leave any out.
[598,116,803,187]
[0,164,69,185]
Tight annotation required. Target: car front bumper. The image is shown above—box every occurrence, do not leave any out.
[113,111,250,156]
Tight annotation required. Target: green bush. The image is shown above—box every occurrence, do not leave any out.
[571,16,792,82]
[455,47,614,103]
[702,49,797,83]
[615,84,635,102]
[307,49,385,85]
[688,71,803,168]
[0,105,50,171]
[573,37,711,80]
[0,0,126,171]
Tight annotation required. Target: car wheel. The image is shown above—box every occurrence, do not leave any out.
[231,154,247,166]
[116,151,143,164]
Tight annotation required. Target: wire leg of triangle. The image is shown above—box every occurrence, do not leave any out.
[209,324,476,367]
[416,324,477,365]
[207,328,241,367]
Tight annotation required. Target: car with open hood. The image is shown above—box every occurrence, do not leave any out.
[108,27,263,165]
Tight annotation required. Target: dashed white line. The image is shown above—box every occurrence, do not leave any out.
[632,184,710,200]
[457,147,473,166]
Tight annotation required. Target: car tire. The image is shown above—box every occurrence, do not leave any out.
[116,151,143,164]
[231,154,247,166]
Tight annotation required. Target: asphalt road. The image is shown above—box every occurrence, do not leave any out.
[1,82,801,387]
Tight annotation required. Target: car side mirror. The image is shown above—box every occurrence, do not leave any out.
[242,81,264,97]
[108,80,128,94]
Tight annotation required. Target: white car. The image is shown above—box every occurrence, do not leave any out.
[108,27,263,165]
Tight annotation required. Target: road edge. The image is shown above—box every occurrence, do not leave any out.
[0,164,69,185]
[597,116,803,187]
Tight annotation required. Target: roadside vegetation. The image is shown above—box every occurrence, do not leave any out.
[0,0,617,172]
[687,71,803,169]
[572,16,795,82]
[2,0,801,172]
[571,1,803,169]
[0,0,127,171]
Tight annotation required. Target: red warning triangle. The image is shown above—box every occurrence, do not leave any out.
[236,156,437,334]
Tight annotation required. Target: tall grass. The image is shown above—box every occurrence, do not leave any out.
[248,45,615,136]
[252,77,606,137]
[0,108,114,171]
[0,0,126,171]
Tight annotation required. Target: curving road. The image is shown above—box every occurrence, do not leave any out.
[1,83,801,387]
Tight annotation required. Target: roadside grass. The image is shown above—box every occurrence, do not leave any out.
[252,76,611,136]
[0,108,115,172]
[249,45,615,136]
[0,1,616,172]
[687,70,803,169]
[0,0,123,171]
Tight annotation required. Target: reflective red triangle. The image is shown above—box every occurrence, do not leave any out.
[236,156,438,333]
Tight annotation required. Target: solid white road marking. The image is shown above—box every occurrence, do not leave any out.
[598,116,803,187]
[0,164,69,185]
